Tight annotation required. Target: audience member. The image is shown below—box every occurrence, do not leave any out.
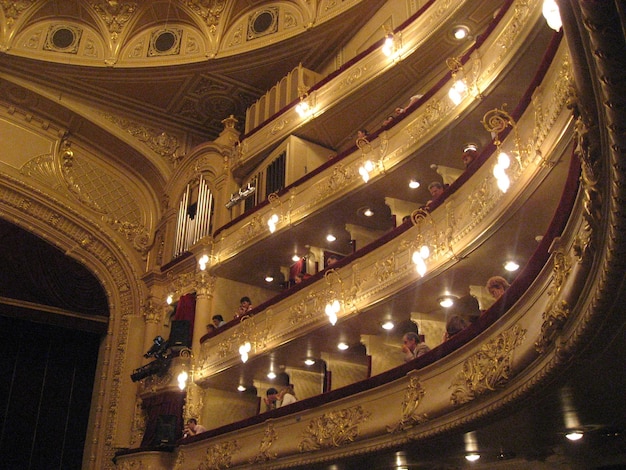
[486,276,510,300]
[401,331,430,362]
[211,314,226,328]
[443,315,469,342]
[263,387,279,412]
[356,129,368,140]
[326,254,340,268]
[235,296,253,319]
[428,181,445,199]
[294,272,311,284]
[278,383,297,407]
[206,323,217,334]
[183,418,206,437]
[462,147,478,169]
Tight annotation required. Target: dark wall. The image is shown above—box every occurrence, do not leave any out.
[0,314,101,470]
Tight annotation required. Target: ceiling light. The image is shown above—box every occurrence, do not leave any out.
[265,275,274,283]
[382,321,394,330]
[465,453,480,462]
[464,143,478,153]
[363,208,374,217]
[453,26,469,40]
[326,234,336,242]
[267,371,276,380]
[565,431,584,441]
[304,358,315,366]
[337,342,349,350]
[409,180,420,189]
[237,385,246,392]
[438,295,457,308]
[504,260,519,272]
[292,254,300,262]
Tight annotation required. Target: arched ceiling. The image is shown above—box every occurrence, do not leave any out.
[0,0,386,141]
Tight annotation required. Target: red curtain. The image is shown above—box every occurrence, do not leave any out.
[174,293,196,342]
[140,391,185,447]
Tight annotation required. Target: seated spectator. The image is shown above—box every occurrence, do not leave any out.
[486,276,510,300]
[356,129,368,140]
[235,296,253,319]
[294,272,311,284]
[443,315,469,342]
[211,314,226,328]
[462,147,478,169]
[183,418,206,437]
[428,181,445,199]
[326,254,340,268]
[401,331,430,362]
[263,387,279,412]
[275,372,297,407]
[206,323,217,334]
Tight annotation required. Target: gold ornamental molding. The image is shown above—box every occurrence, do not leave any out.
[201,439,240,470]
[535,250,572,353]
[250,423,278,463]
[450,325,526,406]
[387,376,428,433]
[298,405,371,452]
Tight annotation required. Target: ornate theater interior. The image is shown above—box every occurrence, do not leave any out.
[0,1,625,469]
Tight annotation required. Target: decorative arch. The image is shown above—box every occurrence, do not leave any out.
[0,175,146,466]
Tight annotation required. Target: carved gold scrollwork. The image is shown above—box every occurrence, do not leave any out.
[450,325,526,405]
[288,299,311,325]
[200,440,240,470]
[298,405,370,452]
[250,423,278,463]
[535,250,572,353]
[173,449,185,470]
[387,376,428,433]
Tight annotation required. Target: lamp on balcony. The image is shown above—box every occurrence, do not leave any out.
[295,86,315,118]
[267,192,283,233]
[446,57,468,105]
[542,0,562,31]
[381,27,402,59]
[482,106,523,194]
[323,269,344,326]
[409,209,435,277]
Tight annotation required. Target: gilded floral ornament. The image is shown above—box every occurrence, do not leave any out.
[250,423,278,463]
[102,113,180,164]
[173,449,186,470]
[535,250,572,353]
[200,440,240,470]
[450,325,526,405]
[298,405,370,451]
[387,376,428,433]
[0,0,35,27]
[186,0,225,34]
[91,1,137,40]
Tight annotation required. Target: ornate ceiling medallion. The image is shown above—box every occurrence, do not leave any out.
[44,25,82,53]
[148,28,182,57]
[248,7,279,40]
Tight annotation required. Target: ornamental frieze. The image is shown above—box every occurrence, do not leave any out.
[200,439,240,470]
[250,423,278,463]
[387,376,428,433]
[450,325,526,406]
[298,405,370,452]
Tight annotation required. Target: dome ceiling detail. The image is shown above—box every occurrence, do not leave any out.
[0,0,384,141]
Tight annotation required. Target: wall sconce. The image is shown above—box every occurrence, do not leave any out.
[409,209,435,277]
[446,57,469,105]
[239,341,251,363]
[356,134,376,183]
[482,106,523,194]
[542,0,562,31]
[295,86,315,118]
[323,269,344,326]
[177,347,193,390]
[267,192,282,233]
[381,29,402,58]
[198,253,209,271]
